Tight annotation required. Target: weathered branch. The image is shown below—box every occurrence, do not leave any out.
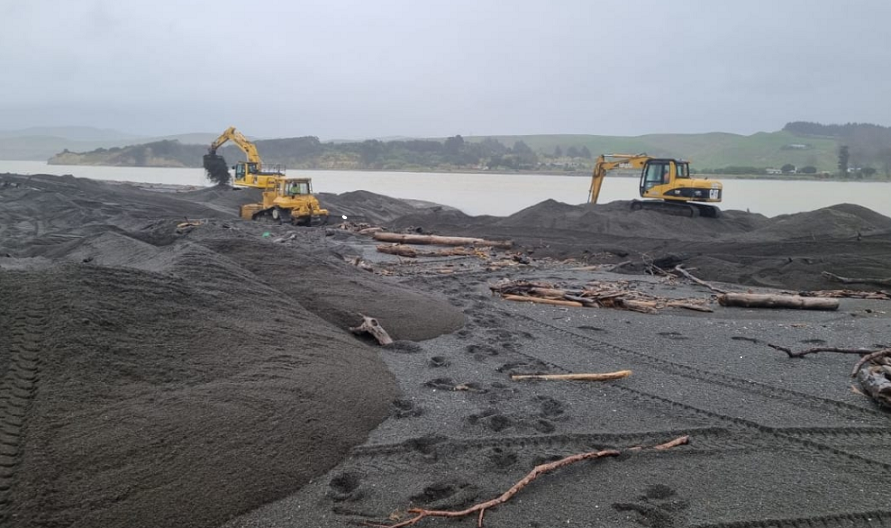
[672,265,727,294]
[377,244,489,259]
[510,370,632,382]
[364,436,689,528]
[822,271,891,288]
[665,301,714,313]
[502,295,583,308]
[851,349,891,377]
[767,343,881,359]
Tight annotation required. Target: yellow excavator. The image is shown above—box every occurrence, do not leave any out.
[204,126,329,226]
[206,126,286,188]
[588,154,723,218]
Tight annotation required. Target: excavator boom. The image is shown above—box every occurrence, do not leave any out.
[209,126,262,164]
[588,154,651,204]
[205,126,283,189]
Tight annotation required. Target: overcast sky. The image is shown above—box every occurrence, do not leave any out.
[3,0,890,139]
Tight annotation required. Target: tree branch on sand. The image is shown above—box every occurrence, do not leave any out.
[767,344,891,409]
[822,271,891,288]
[362,436,690,528]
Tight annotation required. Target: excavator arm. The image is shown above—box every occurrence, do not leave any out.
[208,126,262,165]
[587,154,651,204]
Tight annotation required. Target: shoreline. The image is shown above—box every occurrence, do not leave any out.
[19,159,891,183]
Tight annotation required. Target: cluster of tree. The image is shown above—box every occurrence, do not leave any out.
[705,166,770,175]
[54,140,204,167]
[549,145,593,159]
[53,136,574,172]
[784,121,891,176]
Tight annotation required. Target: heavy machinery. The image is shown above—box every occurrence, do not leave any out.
[239,177,329,226]
[588,154,723,218]
[204,127,329,226]
[205,126,286,188]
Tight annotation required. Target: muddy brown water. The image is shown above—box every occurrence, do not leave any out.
[3,160,891,217]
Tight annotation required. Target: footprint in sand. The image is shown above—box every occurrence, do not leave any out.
[612,484,689,527]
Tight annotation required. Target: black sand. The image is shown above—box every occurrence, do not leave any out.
[0,174,461,527]
[2,175,890,528]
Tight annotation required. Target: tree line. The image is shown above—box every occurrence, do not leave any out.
[52,136,598,172]
[784,121,891,176]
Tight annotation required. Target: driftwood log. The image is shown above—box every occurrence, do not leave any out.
[491,279,712,314]
[718,293,839,311]
[787,289,891,300]
[502,294,583,308]
[377,244,419,258]
[373,232,512,249]
[364,436,689,528]
[376,244,488,259]
[510,370,632,382]
[822,271,891,288]
[349,314,393,345]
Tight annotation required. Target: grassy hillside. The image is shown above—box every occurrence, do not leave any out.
[474,131,839,171]
[41,129,855,175]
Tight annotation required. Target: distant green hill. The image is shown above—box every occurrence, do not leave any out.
[0,129,220,161]
[42,124,891,177]
[472,131,839,172]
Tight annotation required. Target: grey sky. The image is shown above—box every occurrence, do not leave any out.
[3,0,890,139]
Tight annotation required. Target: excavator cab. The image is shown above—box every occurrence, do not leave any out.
[640,159,689,193]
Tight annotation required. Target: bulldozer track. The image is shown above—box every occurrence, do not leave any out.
[691,510,891,528]
[466,314,891,474]
[0,281,46,522]
[516,313,889,422]
[352,427,741,459]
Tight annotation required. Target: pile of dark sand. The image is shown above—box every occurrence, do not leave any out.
[390,198,891,291]
[318,190,455,225]
[0,174,463,528]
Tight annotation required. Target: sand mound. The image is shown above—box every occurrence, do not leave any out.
[319,190,455,225]
[0,266,397,528]
[748,203,891,241]
[380,197,891,291]
[200,236,465,341]
[0,174,466,528]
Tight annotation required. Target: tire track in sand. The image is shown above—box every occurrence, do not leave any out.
[459,310,891,474]
[517,313,888,422]
[0,278,46,523]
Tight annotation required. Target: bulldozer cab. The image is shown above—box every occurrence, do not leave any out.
[279,178,312,197]
[640,159,689,194]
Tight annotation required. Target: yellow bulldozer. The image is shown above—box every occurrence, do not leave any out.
[588,154,723,217]
[205,126,329,226]
[239,177,329,226]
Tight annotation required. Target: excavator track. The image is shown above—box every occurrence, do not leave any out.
[630,200,721,218]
